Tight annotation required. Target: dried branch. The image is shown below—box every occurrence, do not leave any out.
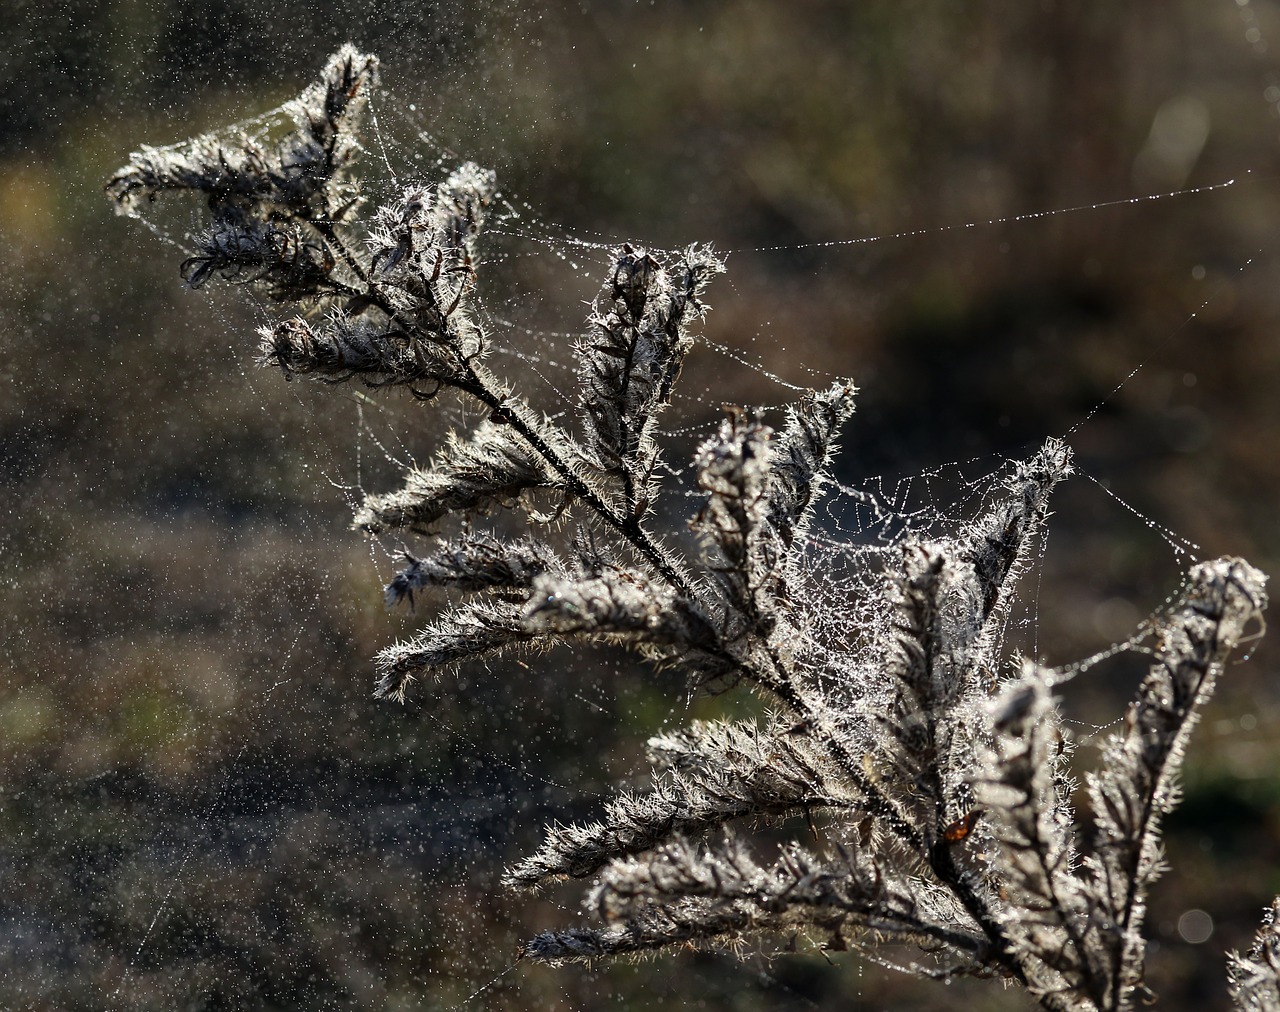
[112,47,1273,1012]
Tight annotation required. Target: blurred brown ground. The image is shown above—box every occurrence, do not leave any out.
[2,2,1279,1008]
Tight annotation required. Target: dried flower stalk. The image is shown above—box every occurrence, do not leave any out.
[110,48,1273,1012]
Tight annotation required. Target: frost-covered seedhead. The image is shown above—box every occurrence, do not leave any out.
[183,215,338,301]
[107,45,378,222]
[505,717,841,891]
[1076,558,1267,1009]
[691,409,775,622]
[366,166,496,347]
[577,244,725,519]
[353,419,552,535]
[113,47,1273,1012]
[765,380,858,552]
[976,665,1083,1002]
[1230,898,1280,1012]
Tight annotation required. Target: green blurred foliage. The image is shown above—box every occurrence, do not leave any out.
[3,1,1280,1008]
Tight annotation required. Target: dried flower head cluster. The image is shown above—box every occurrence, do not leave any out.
[109,48,1277,1011]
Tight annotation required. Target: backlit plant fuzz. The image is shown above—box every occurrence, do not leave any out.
[109,47,1276,1011]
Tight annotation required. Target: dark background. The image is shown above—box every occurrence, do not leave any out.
[3,1,1280,1008]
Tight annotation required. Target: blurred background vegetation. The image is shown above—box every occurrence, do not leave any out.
[3,1,1280,1008]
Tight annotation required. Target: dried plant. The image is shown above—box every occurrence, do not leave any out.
[109,47,1276,1011]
